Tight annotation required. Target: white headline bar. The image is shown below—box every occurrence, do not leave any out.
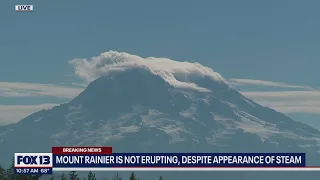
[53,167,320,172]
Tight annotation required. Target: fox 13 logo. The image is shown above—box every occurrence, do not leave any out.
[14,153,52,167]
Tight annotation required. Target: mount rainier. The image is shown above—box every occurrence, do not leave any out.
[0,51,319,180]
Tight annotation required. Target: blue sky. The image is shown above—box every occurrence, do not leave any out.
[0,0,319,126]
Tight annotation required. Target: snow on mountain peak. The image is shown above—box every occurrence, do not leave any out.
[69,51,225,92]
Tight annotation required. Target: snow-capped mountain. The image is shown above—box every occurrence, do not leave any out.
[1,51,320,179]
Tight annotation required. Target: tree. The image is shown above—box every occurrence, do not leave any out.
[61,173,68,180]
[111,173,122,180]
[68,171,80,180]
[0,165,6,180]
[50,177,55,180]
[17,175,29,180]
[129,172,136,180]
[31,174,42,180]
[87,171,96,180]
[159,175,163,180]
[5,158,15,180]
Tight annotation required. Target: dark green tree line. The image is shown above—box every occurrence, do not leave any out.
[0,159,42,180]
[0,163,164,180]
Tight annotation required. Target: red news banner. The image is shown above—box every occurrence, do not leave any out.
[52,147,113,154]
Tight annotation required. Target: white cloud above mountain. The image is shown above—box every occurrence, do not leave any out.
[0,82,83,98]
[240,91,320,114]
[0,104,57,125]
[229,78,315,90]
[229,79,320,114]
[69,51,225,92]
